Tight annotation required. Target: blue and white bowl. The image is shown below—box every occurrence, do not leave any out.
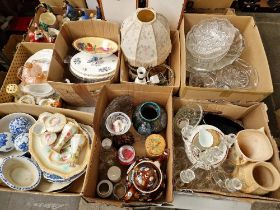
[0,132,14,152]
[14,133,29,153]
[0,156,41,191]
[9,116,32,137]
[43,170,85,183]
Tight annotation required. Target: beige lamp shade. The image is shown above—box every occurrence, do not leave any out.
[121,8,172,68]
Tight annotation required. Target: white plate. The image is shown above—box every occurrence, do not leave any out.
[70,52,117,81]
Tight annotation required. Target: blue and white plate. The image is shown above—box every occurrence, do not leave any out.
[0,156,41,191]
[43,170,85,183]
[0,132,14,152]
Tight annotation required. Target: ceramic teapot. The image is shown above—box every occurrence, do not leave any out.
[124,151,168,201]
[17,62,47,85]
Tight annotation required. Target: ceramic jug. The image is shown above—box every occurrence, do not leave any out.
[228,128,273,165]
[233,162,280,195]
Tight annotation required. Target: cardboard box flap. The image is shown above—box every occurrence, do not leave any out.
[39,0,87,8]
[148,0,187,30]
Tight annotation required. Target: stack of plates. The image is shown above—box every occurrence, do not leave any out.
[70,52,118,82]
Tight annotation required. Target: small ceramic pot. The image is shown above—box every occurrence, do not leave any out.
[117,145,135,166]
[105,112,131,136]
[233,162,280,195]
[132,102,167,136]
[0,156,41,191]
[96,180,113,198]
[14,133,29,152]
[228,128,273,165]
[0,132,14,152]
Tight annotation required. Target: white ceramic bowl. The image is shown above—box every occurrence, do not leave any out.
[0,156,41,191]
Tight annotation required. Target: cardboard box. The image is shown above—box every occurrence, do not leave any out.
[82,84,174,207]
[39,0,87,8]
[47,20,120,107]
[190,0,234,9]
[0,103,96,200]
[0,42,54,104]
[120,31,181,95]
[173,98,280,203]
[179,14,273,105]
[2,34,24,62]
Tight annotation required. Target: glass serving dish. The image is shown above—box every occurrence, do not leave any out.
[187,29,245,72]
[186,18,236,62]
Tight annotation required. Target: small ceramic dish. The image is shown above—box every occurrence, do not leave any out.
[14,133,29,152]
[45,113,67,133]
[5,114,36,136]
[72,37,118,57]
[38,112,53,122]
[21,83,55,98]
[0,156,41,191]
[105,112,131,136]
[0,113,36,158]
[17,95,36,105]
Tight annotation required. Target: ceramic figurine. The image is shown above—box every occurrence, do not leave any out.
[132,102,167,136]
[63,0,78,21]
[14,133,29,152]
[96,6,102,19]
[29,23,46,43]
[0,132,14,152]
[135,67,147,84]
[9,116,32,137]
[79,10,90,20]
[124,151,168,201]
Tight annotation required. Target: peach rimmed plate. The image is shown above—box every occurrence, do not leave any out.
[29,117,92,179]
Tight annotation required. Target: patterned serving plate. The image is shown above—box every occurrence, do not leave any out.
[72,37,118,57]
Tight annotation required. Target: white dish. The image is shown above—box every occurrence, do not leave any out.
[21,83,55,97]
[0,156,41,191]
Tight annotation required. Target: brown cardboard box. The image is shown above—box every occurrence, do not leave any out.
[82,84,174,207]
[47,20,120,107]
[120,31,181,95]
[2,34,23,62]
[0,103,95,198]
[179,14,273,105]
[173,98,280,203]
[0,42,54,103]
